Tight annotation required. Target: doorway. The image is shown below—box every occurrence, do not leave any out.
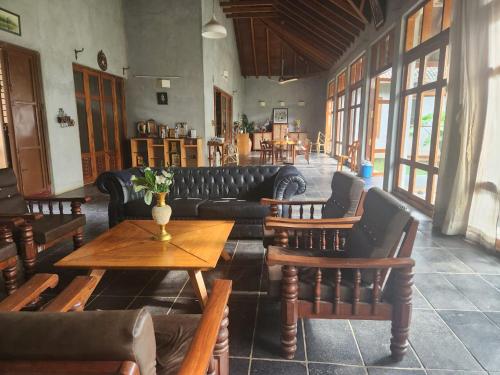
[73,64,126,184]
[366,68,392,176]
[0,42,50,195]
[213,87,233,142]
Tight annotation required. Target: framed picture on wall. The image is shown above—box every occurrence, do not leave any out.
[272,108,288,124]
[0,8,21,36]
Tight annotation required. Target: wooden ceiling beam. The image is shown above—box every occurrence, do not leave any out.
[368,0,385,28]
[276,0,346,54]
[226,12,279,18]
[266,27,271,77]
[261,18,333,69]
[345,0,369,24]
[250,18,259,76]
[327,0,367,25]
[220,0,273,6]
[314,0,364,35]
[222,5,275,13]
[233,19,247,77]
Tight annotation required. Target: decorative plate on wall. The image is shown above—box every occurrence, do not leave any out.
[97,50,107,71]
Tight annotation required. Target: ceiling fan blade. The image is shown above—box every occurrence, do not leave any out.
[279,77,299,85]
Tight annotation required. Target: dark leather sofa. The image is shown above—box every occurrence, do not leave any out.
[96,165,306,239]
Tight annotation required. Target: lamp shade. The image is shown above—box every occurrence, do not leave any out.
[202,16,227,39]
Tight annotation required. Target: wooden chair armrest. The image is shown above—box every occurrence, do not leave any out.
[178,279,232,375]
[43,275,100,312]
[261,198,328,206]
[0,213,43,222]
[0,215,26,226]
[264,216,361,230]
[0,274,59,312]
[266,246,415,269]
[24,196,91,204]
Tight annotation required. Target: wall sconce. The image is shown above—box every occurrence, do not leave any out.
[279,101,286,107]
[259,100,266,107]
[223,70,229,80]
[57,108,75,127]
[157,79,171,88]
[298,100,306,107]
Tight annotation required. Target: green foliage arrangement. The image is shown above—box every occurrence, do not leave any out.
[130,167,174,205]
[240,114,254,133]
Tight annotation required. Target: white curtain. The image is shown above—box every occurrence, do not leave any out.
[434,0,500,250]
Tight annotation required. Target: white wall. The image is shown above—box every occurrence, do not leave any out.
[0,0,127,193]
[243,74,326,138]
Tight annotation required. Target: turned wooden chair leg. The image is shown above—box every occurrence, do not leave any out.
[390,266,413,361]
[211,305,229,375]
[281,265,298,359]
[2,256,18,295]
[73,228,84,250]
[19,224,37,279]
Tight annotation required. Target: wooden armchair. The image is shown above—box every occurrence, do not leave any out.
[264,188,418,362]
[296,138,312,164]
[311,131,326,153]
[337,141,360,172]
[0,226,19,295]
[0,277,232,375]
[0,168,90,277]
[260,140,273,164]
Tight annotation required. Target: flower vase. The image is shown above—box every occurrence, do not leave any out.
[151,192,172,241]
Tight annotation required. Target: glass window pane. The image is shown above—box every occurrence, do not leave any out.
[73,71,84,93]
[116,80,124,140]
[76,98,89,153]
[423,49,440,84]
[406,59,420,89]
[89,75,100,97]
[401,94,417,160]
[399,164,411,191]
[422,0,443,42]
[103,79,112,98]
[413,168,428,200]
[351,90,356,106]
[354,107,360,141]
[105,102,115,151]
[406,8,423,51]
[435,88,447,167]
[91,100,103,151]
[356,87,362,105]
[417,89,436,165]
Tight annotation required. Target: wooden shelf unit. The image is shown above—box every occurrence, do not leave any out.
[130,138,203,168]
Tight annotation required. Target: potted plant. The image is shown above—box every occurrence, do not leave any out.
[131,167,174,241]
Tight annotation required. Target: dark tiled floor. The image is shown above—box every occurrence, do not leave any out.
[6,153,500,374]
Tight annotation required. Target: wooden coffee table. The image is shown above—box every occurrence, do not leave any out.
[55,220,234,309]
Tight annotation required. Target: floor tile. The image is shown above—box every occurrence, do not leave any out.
[167,297,201,314]
[308,363,367,375]
[414,274,477,310]
[485,312,500,328]
[447,247,500,274]
[228,295,258,357]
[250,359,307,375]
[412,286,432,309]
[412,248,474,273]
[99,270,156,297]
[367,368,425,375]
[252,298,305,361]
[231,241,265,266]
[139,270,188,297]
[481,275,500,290]
[304,319,363,365]
[427,371,487,374]
[127,296,174,315]
[439,310,500,371]
[445,274,500,311]
[86,295,134,310]
[409,309,482,370]
[230,358,250,375]
[350,320,421,368]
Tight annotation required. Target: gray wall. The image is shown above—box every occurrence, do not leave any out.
[0,0,127,193]
[243,75,327,138]
[202,0,245,141]
[123,0,205,138]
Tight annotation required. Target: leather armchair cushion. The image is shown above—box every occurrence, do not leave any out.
[322,171,365,218]
[0,241,17,261]
[0,309,157,375]
[198,199,270,220]
[152,314,201,375]
[170,198,207,217]
[31,214,86,244]
[124,199,151,218]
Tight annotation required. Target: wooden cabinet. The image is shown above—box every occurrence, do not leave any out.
[273,124,289,140]
[130,138,203,168]
[251,132,273,151]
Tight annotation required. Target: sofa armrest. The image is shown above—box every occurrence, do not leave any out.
[0,308,157,375]
[272,165,306,200]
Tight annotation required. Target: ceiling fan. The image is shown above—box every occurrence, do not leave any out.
[267,58,298,85]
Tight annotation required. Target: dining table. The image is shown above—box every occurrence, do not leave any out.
[272,139,297,165]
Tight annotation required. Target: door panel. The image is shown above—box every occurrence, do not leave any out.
[4,46,49,195]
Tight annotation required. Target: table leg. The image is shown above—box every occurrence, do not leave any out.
[221,249,232,261]
[292,144,296,164]
[188,269,208,309]
[272,144,275,164]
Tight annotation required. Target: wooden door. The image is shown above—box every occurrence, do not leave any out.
[0,44,50,195]
[214,87,233,143]
[73,65,124,184]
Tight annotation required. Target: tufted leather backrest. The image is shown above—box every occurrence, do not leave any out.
[322,172,365,218]
[169,166,281,201]
[346,188,411,283]
[0,168,27,215]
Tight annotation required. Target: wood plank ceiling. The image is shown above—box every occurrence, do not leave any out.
[221,0,385,78]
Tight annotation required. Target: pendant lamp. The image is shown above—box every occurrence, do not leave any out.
[202,0,227,39]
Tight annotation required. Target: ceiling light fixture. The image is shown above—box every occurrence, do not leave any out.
[202,0,227,39]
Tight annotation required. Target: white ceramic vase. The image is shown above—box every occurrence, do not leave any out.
[152,192,172,241]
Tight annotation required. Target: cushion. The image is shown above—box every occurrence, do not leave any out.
[198,199,270,220]
[322,171,365,218]
[0,168,27,215]
[0,309,157,375]
[0,241,17,261]
[346,188,411,283]
[124,199,153,218]
[31,214,86,244]
[170,198,207,217]
[153,314,201,375]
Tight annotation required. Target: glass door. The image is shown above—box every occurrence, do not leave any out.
[334,70,346,156]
